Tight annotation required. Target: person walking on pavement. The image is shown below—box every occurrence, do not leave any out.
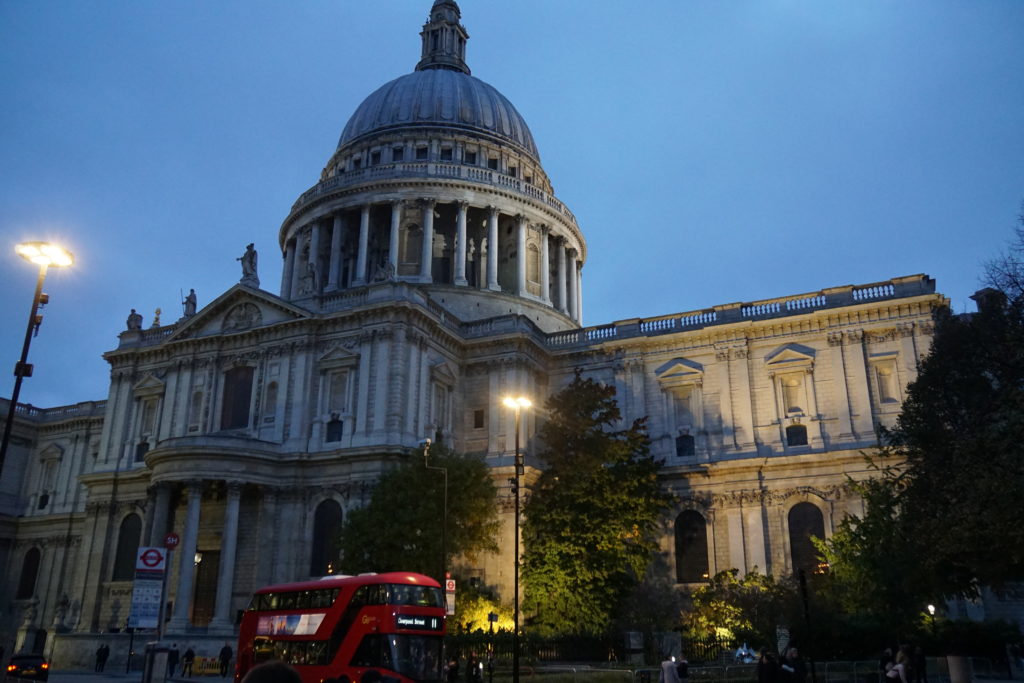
[168,643,181,678]
[219,643,234,677]
[95,644,110,672]
[183,646,195,677]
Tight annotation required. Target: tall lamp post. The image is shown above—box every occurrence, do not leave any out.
[422,438,448,584]
[502,396,531,683]
[0,242,74,478]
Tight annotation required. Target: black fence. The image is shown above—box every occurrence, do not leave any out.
[444,632,736,667]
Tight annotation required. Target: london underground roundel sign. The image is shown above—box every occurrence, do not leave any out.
[135,546,167,572]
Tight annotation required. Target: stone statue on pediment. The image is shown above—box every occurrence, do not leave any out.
[126,309,143,331]
[238,243,260,287]
[183,289,197,317]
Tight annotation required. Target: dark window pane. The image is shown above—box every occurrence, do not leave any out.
[675,510,709,583]
[786,424,808,446]
[17,548,41,598]
[310,500,343,576]
[221,366,254,430]
[112,514,142,581]
[675,434,695,457]
[788,502,825,575]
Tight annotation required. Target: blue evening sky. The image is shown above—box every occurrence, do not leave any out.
[2,1,1023,408]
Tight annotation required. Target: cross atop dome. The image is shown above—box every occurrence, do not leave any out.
[416,0,470,75]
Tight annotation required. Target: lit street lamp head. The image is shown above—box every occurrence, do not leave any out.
[502,396,532,410]
[16,241,74,268]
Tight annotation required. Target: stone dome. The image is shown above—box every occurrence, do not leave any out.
[337,69,540,161]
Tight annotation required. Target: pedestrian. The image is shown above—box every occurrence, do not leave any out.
[912,646,927,683]
[241,660,302,683]
[447,656,460,683]
[168,643,181,678]
[757,648,779,683]
[886,649,909,683]
[95,643,110,672]
[219,642,234,677]
[183,646,195,677]
[660,654,681,683]
[880,647,895,682]
[780,647,806,683]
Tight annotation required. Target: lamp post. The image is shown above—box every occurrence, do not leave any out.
[502,396,531,683]
[927,603,936,639]
[0,242,74,478]
[422,438,448,584]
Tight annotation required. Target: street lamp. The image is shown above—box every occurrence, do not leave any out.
[502,395,531,683]
[422,438,448,584]
[927,604,937,639]
[0,242,74,477]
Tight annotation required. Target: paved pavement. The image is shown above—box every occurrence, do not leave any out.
[42,672,232,683]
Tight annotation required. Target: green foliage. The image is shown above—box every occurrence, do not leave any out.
[338,445,500,580]
[522,370,673,636]
[889,297,1024,595]
[682,569,797,647]
[817,221,1024,638]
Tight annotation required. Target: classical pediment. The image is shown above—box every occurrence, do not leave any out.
[165,285,311,342]
[39,443,65,462]
[319,344,360,370]
[765,344,815,372]
[133,374,166,397]
[655,358,704,386]
[430,360,457,386]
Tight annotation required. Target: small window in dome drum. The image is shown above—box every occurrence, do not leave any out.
[393,147,404,162]
[465,151,477,165]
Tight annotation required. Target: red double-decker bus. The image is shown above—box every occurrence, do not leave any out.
[235,572,446,683]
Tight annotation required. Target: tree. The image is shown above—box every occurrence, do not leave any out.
[682,569,796,647]
[522,370,674,636]
[338,445,500,579]
[820,214,1024,616]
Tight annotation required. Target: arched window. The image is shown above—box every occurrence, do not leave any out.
[113,514,142,581]
[17,547,41,599]
[786,424,808,447]
[221,366,254,430]
[674,510,709,583]
[788,502,825,576]
[310,500,343,576]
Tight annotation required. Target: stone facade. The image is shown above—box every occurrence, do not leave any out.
[0,0,1009,670]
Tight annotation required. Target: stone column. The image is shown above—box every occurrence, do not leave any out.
[146,482,172,546]
[281,240,295,299]
[290,233,304,298]
[167,481,202,632]
[540,226,551,304]
[356,205,371,285]
[327,214,343,291]
[486,206,500,291]
[556,239,568,314]
[208,481,242,633]
[827,333,855,438]
[567,249,579,322]
[515,215,527,296]
[576,261,584,324]
[845,330,874,438]
[309,222,322,294]
[454,201,468,285]
[420,199,436,282]
[255,487,279,587]
[388,201,401,275]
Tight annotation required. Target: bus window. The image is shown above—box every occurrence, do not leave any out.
[352,634,392,669]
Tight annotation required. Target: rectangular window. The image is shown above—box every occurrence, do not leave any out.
[440,148,453,161]
[487,157,499,170]
[473,408,485,429]
[416,146,428,160]
[465,150,477,165]
[508,166,517,177]
[370,150,381,165]
[393,147,404,162]
[352,157,362,169]
[525,175,533,184]
[221,366,255,430]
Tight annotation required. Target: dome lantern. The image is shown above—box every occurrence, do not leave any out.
[416,0,470,75]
